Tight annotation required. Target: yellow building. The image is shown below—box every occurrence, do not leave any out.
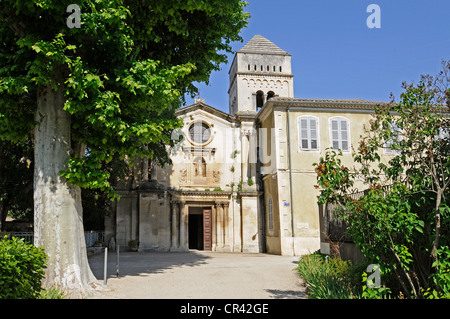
[257,97,387,256]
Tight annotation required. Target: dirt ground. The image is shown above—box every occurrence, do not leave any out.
[87,250,307,299]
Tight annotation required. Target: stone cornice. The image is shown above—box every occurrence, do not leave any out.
[235,72,294,78]
[169,189,232,198]
[237,191,263,197]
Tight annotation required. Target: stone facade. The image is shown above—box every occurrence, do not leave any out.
[111,99,264,253]
[110,35,390,256]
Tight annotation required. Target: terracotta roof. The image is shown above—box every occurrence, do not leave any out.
[238,35,290,56]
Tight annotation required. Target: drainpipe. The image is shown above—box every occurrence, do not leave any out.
[286,106,296,256]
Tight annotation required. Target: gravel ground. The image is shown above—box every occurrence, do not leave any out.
[87,250,307,299]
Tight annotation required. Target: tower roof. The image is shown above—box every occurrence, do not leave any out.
[238,35,291,56]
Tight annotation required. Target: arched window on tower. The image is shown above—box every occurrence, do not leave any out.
[267,91,275,101]
[256,90,264,110]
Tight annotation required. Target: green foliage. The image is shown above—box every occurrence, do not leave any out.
[298,253,399,299]
[0,138,34,225]
[0,0,250,198]
[297,253,361,299]
[237,180,243,192]
[344,184,423,272]
[361,272,392,299]
[0,236,47,299]
[424,246,450,299]
[38,285,67,299]
[313,149,353,205]
[313,62,450,298]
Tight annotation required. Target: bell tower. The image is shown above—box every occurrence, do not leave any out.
[228,35,294,116]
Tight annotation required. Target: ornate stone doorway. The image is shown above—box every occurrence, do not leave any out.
[188,207,212,251]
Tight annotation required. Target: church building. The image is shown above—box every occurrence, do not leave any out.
[109,35,388,256]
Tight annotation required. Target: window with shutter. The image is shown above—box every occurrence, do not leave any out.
[298,116,319,151]
[330,117,350,151]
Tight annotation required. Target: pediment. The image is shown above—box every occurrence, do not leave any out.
[176,102,236,125]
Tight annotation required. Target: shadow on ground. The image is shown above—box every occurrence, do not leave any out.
[265,289,307,299]
[88,250,211,280]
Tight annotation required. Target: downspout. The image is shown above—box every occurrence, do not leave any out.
[286,106,296,256]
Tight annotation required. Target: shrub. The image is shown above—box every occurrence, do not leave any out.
[39,285,67,299]
[361,271,393,299]
[297,253,361,299]
[423,246,450,299]
[0,235,48,299]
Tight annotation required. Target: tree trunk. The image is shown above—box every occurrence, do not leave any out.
[34,83,99,298]
[0,200,9,232]
[0,201,4,232]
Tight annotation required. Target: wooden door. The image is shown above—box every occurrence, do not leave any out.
[203,209,212,251]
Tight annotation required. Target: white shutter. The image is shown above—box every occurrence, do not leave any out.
[299,117,319,150]
[330,118,349,151]
[310,118,318,150]
[300,118,309,149]
[331,119,340,149]
[340,119,349,151]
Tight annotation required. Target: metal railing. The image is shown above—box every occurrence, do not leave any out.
[84,230,104,247]
[10,232,34,245]
[9,231,104,248]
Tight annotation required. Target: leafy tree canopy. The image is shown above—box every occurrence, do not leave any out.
[0,0,250,197]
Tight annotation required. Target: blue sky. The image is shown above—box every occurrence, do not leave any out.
[185,0,450,113]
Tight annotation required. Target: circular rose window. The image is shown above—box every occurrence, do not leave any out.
[188,122,211,145]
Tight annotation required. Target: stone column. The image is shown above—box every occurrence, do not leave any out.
[179,202,188,251]
[216,202,223,249]
[241,130,249,183]
[150,161,157,181]
[223,202,231,251]
[142,157,149,182]
[131,193,139,243]
[212,203,217,251]
[248,128,258,190]
[170,200,179,251]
